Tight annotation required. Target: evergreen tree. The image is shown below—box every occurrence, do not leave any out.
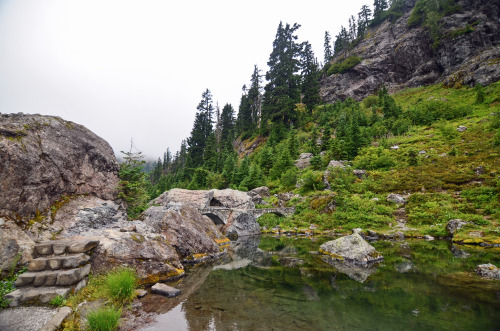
[187,89,214,168]
[262,22,303,128]
[248,65,262,128]
[233,156,251,187]
[373,0,389,23]
[236,87,253,138]
[358,5,372,37]
[259,146,274,175]
[118,149,149,219]
[301,42,321,111]
[240,164,263,190]
[203,132,219,172]
[270,147,293,180]
[220,103,235,149]
[324,31,332,64]
[222,152,237,185]
[163,148,172,170]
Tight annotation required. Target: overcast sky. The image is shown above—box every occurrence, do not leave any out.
[0,0,369,159]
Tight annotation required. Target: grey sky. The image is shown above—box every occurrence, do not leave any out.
[0,0,368,159]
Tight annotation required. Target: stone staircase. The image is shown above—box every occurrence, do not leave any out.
[5,239,99,307]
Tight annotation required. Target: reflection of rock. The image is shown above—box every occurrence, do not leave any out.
[279,257,304,268]
[319,233,384,265]
[451,245,470,258]
[395,261,413,273]
[321,256,378,283]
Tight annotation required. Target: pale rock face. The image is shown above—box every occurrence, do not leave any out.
[0,221,36,274]
[319,233,384,265]
[320,0,500,102]
[142,204,226,258]
[0,113,119,219]
[212,189,255,209]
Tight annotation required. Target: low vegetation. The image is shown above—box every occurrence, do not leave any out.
[64,267,138,330]
[0,255,26,309]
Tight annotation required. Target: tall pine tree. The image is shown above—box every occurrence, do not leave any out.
[262,22,303,129]
[187,89,214,168]
[301,42,321,111]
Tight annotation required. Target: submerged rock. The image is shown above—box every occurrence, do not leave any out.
[319,233,383,265]
[151,283,181,298]
[475,264,500,280]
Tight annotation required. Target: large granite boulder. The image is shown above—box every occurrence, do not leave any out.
[212,189,255,209]
[294,153,313,169]
[319,233,384,266]
[142,203,226,259]
[0,113,119,219]
[446,219,469,236]
[153,188,255,210]
[223,210,261,237]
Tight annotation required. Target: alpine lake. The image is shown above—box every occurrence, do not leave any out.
[137,235,500,331]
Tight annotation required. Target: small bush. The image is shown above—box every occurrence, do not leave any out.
[299,170,325,193]
[280,168,298,190]
[49,294,67,307]
[354,147,396,170]
[87,306,121,331]
[105,268,137,304]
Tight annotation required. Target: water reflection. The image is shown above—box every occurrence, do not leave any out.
[140,236,500,331]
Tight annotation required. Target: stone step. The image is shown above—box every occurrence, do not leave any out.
[28,253,90,271]
[15,264,91,287]
[34,239,99,256]
[4,283,82,307]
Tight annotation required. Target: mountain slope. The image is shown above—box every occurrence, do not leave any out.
[320,0,500,102]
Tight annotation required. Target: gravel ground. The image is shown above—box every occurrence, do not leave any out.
[0,306,57,331]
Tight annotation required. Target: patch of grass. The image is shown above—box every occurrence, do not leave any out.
[86,306,121,331]
[105,267,137,304]
[48,294,67,307]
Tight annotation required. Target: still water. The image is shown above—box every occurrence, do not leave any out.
[139,236,500,331]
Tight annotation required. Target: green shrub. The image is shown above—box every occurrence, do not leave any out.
[407,101,470,125]
[475,84,485,104]
[280,168,298,190]
[325,167,356,193]
[353,147,396,170]
[87,306,122,331]
[435,121,458,140]
[105,268,137,304]
[327,56,362,75]
[299,170,325,193]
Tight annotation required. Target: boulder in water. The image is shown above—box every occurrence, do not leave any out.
[319,233,383,265]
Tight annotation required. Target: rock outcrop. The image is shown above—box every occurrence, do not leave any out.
[475,263,500,280]
[320,0,500,102]
[0,113,119,219]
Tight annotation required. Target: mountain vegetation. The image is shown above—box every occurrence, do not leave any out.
[120,0,499,243]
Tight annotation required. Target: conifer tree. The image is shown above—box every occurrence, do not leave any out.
[236,87,253,138]
[324,31,332,64]
[220,103,235,149]
[233,156,251,187]
[357,5,372,38]
[187,89,214,168]
[301,42,321,111]
[248,65,262,128]
[262,22,303,128]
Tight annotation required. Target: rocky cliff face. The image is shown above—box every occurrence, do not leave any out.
[0,113,119,219]
[320,0,500,102]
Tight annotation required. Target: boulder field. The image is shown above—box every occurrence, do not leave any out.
[0,113,261,283]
